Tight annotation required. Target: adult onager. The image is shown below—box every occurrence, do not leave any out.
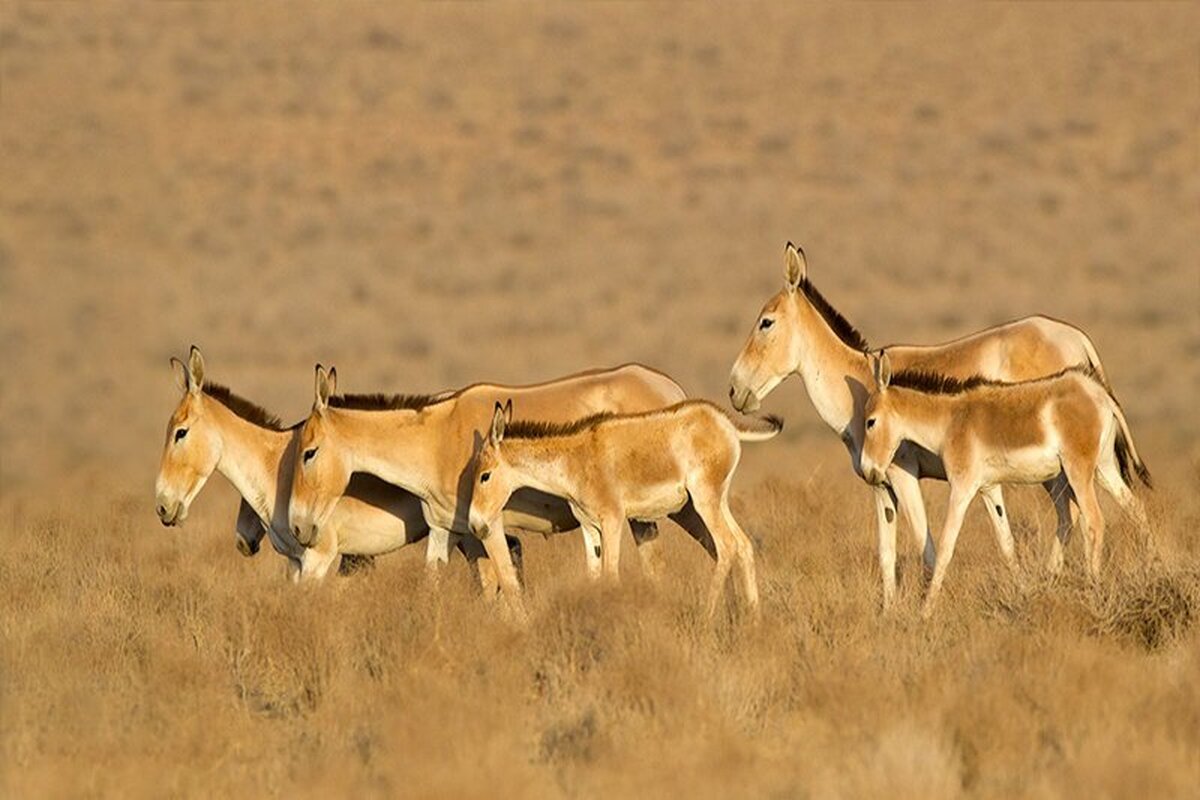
[287,363,689,611]
[154,347,517,583]
[468,401,780,617]
[728,243,1114,608]
[860,351,1152,616]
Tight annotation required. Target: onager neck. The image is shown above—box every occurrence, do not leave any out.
[502,437,585,502]
[209,403,289,523]
[889,389,953,455]
[793,296,872,435]
[333,407,443,497]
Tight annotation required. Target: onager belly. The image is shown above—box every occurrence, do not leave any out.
[622,480,689,521]
[980,445,1062,486]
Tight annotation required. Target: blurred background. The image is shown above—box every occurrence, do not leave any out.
[2,2,1197,504]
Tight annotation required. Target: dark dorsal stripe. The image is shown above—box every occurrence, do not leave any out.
[504,412,616,440]
[203,384,288,431]
[889,364,1100,396]
[798,277,870,352]
[328,391,456,411]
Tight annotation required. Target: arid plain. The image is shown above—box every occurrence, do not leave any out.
[2,4,1198,797]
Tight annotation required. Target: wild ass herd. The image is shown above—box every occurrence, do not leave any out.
[155,244,1152,619]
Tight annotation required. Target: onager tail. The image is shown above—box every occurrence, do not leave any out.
[729,413,784,442]
[1078,332,1113,393]
[1111,401,1153,490]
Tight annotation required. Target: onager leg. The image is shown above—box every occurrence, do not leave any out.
[600,516,628,581]
[1095,455,1152,541]
[979,485,1018,576]
[631,520,664,580]
[1066,463,1106,579]
[719,498,760,619]
[477,524,526,620]
[873,484,901,610]
[580,523,603,581]
[1043,475,1076,574]
[888,464,936,578]
[922,482,977,619]
[299,532,341,582]
[425,527,456,571]
[669,496,733,618]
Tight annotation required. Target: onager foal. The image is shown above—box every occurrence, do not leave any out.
[859,351,1152,617]
[468,401,782,618]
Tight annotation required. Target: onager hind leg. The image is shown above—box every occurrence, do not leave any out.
[631,521,665,580]
[1064,462,1105,580]
[1095,456,1152,538]
[667,498,733,617]
[1043,475,1076,574]
[979,485,1018,576]
[718,497,760,619]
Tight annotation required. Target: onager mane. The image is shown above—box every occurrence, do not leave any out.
[202,384,288,431]
[889,364,1102,395]
[798,277,870,352]
[329,391,457,412]
[504,412,617,440]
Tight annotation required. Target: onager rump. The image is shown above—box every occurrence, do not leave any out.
[468,400,782,618]
[859,351,1152,617]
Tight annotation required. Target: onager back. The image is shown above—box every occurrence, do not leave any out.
[859,351,1152,617]
[468,400,783,618]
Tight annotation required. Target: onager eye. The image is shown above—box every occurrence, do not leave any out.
[174,428,189,442]
[866,418,877,430]
[759,318,775,331]
[303,447,318,463]
[480,471,491,483]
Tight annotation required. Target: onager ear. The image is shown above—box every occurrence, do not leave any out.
[502,398,513,425]
[170,356,189,394]
[873,350,893,390]
[490,402,507,445]
[186,345,206,394]
[784,242,807,291]
[314,364,334,414]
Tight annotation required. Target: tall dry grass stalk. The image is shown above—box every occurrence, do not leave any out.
[3,476,1197,798]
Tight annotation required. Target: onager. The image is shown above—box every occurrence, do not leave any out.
[728,243,1116,608]
[287,363,689,614]
[154,347,518,585]
[467,401,782,618]
[859,351,1152,617]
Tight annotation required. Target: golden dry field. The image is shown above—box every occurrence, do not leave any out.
[2,3,1199,797]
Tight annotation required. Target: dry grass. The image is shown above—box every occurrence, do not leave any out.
[2,3,1199,797]
[3,478,1198,798]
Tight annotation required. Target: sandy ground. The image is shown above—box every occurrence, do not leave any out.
[2,3,1198,797]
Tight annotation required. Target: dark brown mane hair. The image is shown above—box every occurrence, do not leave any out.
[202,384,288,431]
[889,364,1100,395]
[504,412,616,440]
[798,277,870,352]
[329,391,457,412]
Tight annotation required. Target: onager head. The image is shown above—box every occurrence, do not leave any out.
[155,346,221,526]
[288,365,350,546]
[860,350,900,486]
[468,400,516,540]
[728,242,809,413]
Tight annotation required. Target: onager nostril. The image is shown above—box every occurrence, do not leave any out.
[156,505,167,517]
[293,525,302,539]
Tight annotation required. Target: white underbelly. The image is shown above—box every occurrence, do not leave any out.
[623,482,689,521]
[335,521,411,556]
[980,446,1062,485]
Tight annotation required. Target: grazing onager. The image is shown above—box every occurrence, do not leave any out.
[153,346,518,585]
[859,351,1152,617]
[728,242,1116,608]
[287,363,689,615]
[468,400,781,618]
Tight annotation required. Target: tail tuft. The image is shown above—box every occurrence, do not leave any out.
[1114,428,1153,490]
[731,412,783,442]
